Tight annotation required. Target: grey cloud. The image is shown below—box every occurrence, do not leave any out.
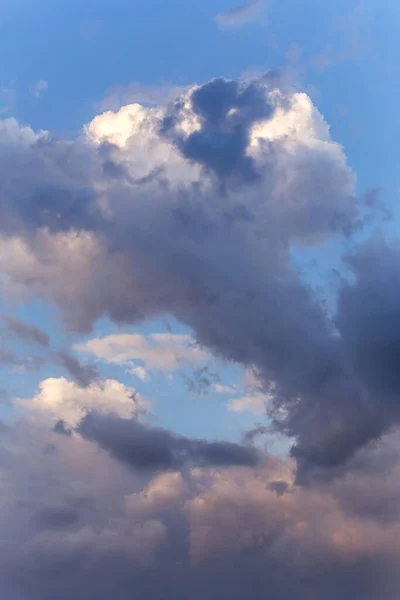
[1,315,49,346]
[0,390,10,405]
[0,348,44,371]
[78,412,259,470]
[0,348,17,364]
[1,416,400,600]
[288,234,400,473]
[34,507,79,530]
[53,420,72,436]
[0,125,103,237]
[182,365,219,396]
[56,351,99,387]
[0,420,11,434]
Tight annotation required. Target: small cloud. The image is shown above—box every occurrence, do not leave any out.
[227,392,267,414]
[213,383,237,394]
[183,366,220,396]
[30,79,48,99]
[127,364,151,382]
[214,0,266,29]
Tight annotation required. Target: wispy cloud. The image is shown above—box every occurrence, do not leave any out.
[75,333,208,372]
[214,0,266,29]
[0,80,15,114]
[30,79,48,99]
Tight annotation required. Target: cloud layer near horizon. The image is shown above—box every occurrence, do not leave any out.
[2,379,400,599]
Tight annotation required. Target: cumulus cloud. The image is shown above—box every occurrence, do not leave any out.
[16,376,147,428]
[0,74,393,472]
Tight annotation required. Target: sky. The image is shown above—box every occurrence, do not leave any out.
[0,1,400,598]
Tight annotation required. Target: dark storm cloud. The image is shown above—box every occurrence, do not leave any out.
[78,412,258,470]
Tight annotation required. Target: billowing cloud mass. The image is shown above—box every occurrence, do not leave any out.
[0,75,396,469]
[0,74,399,597]
[0,76,367,469]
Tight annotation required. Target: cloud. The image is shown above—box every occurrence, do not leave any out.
[55,351,99,387]
[0,347,44,371]
[76,333,208,371]
[53,419,72,436]
[127,364,150,382]
[0,75,391,471]
[34,507,79,530]
[227,391,267,414]
[97,81,187,112]
[182,365,220,395]
[213,383,237,394]
[30,79,48,99]
[227,368,269,414]
[78,412,259,471]
[214,0,266,29]
[0,314,49,346]
[1,407,400,599]
[17,376,147,428]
